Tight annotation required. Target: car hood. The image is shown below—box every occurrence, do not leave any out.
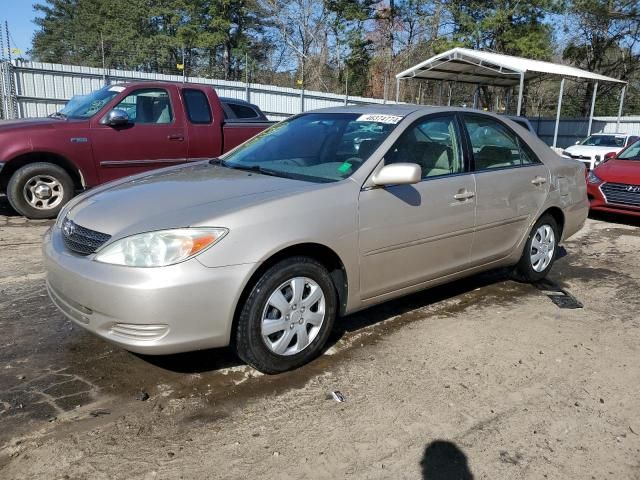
[0,117,67,132]
[66,162,313,237]
[564,144,621,156]
[594,159,640,185]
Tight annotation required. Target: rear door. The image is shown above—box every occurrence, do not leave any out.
[181,87,222,161]
[91,86,187,182]
[358,114,477,299]
[462,114,549,264]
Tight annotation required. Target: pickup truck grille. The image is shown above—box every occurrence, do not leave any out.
[601,182,640,208]
[62,218,111,255]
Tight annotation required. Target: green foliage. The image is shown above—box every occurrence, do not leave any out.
[28,0,639,115]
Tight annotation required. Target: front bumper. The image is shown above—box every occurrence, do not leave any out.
[587,182,640,217]
[43,227,256,354]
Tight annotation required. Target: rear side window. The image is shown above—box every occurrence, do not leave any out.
[464,116,539,171]
[228,103,259,119]
[183,89,212,124]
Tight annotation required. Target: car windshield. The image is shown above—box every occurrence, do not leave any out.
[580,135,625,147]
[57,85,123,119]
[221,113,402,182]
[617,140,640,161]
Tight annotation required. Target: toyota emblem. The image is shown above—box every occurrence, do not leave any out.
[63,219,76,237]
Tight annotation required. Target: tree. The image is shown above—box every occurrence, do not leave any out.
[563,0,640,116]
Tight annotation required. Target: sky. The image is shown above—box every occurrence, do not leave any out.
[1,0,40,55]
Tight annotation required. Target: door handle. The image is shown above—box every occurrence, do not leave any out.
[167,134,184,141]
[453,190,475,200]
[531,176,547,186]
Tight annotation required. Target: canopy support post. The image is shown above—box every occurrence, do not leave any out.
[516,73,524,116]
[553,78,565,149]
[587,81,598,136]
[395,78,400,103]
[616,85,626,131]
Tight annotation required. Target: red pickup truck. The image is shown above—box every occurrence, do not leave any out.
[0,82,273,218]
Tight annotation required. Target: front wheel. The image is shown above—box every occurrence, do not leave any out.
[514,214,559,282]
[6,163,75,219]
[235,257,337,374]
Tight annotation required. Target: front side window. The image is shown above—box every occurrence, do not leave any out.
[221,113,401,183]
[386,115,464,179]
[183,89,212,124]
[114,88,173,124]
[617,140,640,161]
[464,116,537,170]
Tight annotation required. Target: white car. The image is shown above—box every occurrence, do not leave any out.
[562,133,639,170]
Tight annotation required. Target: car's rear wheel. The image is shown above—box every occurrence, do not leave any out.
[235,256,337,374]
[514,214,559,282]
[7,163,74,219]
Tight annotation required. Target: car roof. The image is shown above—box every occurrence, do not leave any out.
[218,97,258,107]
[591,132,628,136]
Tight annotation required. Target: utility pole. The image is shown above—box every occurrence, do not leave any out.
[245,52,250,103]
[182,49,186,83]
[344,66,348,106]
[100,32,107,85]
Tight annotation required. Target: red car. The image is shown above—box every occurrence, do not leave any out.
[587,138,640,217]
[0,82,272,218]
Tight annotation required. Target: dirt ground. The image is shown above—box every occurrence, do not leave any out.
[0,194,639,479]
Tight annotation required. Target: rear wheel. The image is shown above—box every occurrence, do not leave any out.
[7,163,75,219]
[235,256,337,374]
[514,214,559,282]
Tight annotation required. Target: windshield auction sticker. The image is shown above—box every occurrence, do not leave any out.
[356,114,403,124]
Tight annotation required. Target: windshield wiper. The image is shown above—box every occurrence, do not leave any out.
[49,111,67,120]
[218,161,288,179]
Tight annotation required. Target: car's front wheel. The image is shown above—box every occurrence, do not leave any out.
[235,256,337,374]
[514,214,559,282]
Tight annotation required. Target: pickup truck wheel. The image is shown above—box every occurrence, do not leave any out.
[7,163,75,219]
[235,256,337,374]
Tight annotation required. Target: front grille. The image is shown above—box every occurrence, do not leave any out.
[62,218,111,255]
[601,182,640,208]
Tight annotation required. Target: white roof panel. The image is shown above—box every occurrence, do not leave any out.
[396,48,626,85]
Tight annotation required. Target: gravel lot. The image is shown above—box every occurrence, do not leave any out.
[1,194,639,479]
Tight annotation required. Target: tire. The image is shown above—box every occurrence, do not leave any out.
[514,214,559,282]
[6,163,75,219]
[235,256,338,374]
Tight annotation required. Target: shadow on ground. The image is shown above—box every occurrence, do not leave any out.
[0,195,18,217]
[589,210,640,228]
[142,267,529,375]
[421,440,474,479]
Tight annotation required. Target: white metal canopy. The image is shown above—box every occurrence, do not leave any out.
[395,48,628,147]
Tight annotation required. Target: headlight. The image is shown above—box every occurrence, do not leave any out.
[587,170,602,185]
[94,228,228,267]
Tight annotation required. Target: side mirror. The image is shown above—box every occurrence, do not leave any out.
[604,152,616,160]
[575,140,581,145]
[105,109,129,126]
[372,163,421,187]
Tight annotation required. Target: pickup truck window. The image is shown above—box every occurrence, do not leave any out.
[182,89,212,124]
[221,113,399,183]
[58,86,121,119]
[228,103,259,119]
[114,88,173,124]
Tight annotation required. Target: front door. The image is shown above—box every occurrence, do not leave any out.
[91,87,187,183]
[461,114,549,264]
[358,114,477,300]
